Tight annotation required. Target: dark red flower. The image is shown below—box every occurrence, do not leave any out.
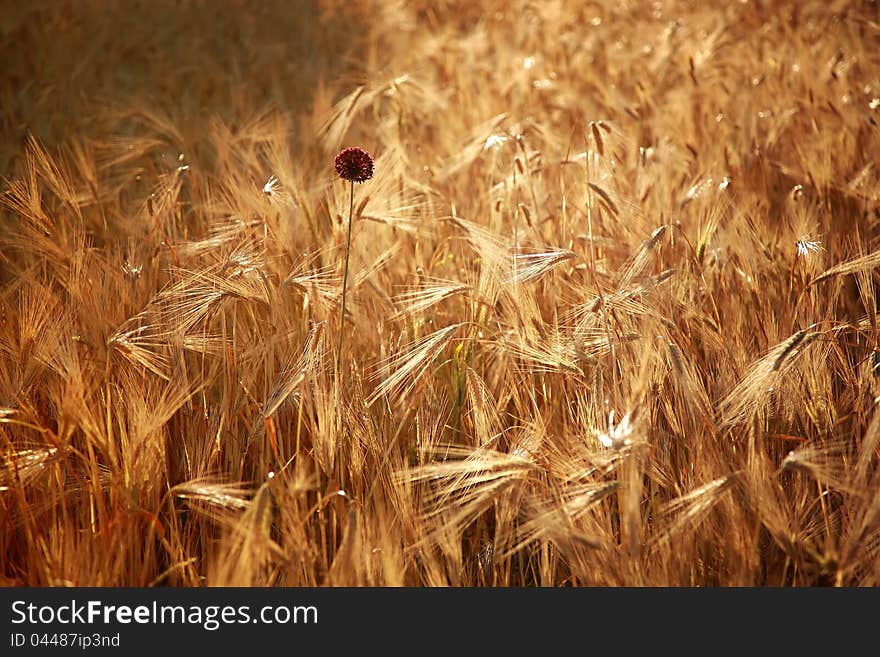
[334,147,374,183]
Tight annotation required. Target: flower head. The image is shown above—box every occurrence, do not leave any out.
[483,134,509,150]
[595,411,634,450]
[262,175,280,195]
[334,147,374,183]
[796,235,823,258]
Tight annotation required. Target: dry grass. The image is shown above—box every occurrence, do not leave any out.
[2,0,880,586]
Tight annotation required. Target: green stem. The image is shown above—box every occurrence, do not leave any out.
[337,180,355,381]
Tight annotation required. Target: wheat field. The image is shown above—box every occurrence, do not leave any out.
[1,0,879,586]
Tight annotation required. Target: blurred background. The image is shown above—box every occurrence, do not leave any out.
[0,0,360,174]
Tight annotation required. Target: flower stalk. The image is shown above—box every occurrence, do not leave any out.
[333,147,374,381]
